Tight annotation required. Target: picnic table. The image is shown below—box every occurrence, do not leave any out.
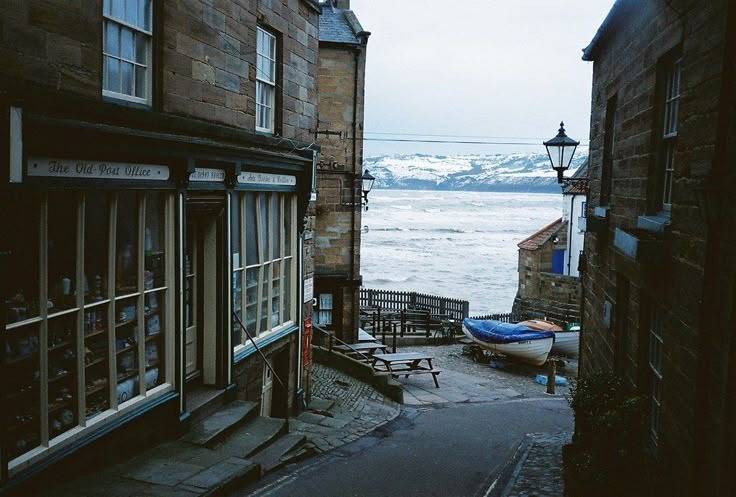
[333,341,388,361]
[371,352,441,388]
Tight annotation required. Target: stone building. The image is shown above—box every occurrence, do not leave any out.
[579,0,735,495]
[311,0,369,343]
[1,0,320,487]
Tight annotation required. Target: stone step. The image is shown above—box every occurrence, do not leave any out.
[180,400,259,448]
[249,434,307,476]
[306,396,334,412]
[178,456,260,497]
[214,416,288,459]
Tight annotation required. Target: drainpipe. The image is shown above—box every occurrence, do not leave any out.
[567,193,576,275]
[349,46,361,340]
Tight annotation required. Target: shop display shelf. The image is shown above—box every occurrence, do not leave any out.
[116,371,138,383]
[48,371,72,384]
[85,382,108,396]
[145,334,161,342]
[85,328,107,339]
[6,352,39,365]
[145,359,160,369]
[115,344,137,355]
[85,357,107,368]
[115,319,137,329]
[48,339,74,352]
[48,398,74,414]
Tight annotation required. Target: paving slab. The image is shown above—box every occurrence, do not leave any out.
[123,460,206,486]
[307,397,335,411]
[295,411,328,425]
[249,434,307,475]
[180,400,258,447]
[214,416,286,458]
[180,457,259,493]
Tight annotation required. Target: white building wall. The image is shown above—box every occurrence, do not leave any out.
[563,193,586,277]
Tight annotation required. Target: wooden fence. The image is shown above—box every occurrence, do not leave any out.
[360,288,470,320]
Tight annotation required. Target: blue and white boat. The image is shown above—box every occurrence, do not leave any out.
[462,318,555,366]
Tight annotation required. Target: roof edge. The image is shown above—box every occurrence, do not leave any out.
[343,10,370,42]
[517,218,564,250]
[582,0,625,61]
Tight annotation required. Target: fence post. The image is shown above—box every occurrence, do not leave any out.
[392,321,397,353]
[425,311,431,338]
[463,301,470,318]
[410,292,417,308]
[400,310,406,337]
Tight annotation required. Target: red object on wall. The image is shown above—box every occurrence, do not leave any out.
[303,318,312,366]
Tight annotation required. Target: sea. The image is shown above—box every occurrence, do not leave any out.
[360,189,562,316]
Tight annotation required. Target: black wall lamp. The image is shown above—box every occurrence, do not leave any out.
[361,169,375,210]
[544,122,588,191]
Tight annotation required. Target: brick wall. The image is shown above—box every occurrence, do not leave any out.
[581,0,730,494]
[163,0,319,140]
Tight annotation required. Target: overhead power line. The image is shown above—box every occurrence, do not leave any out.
[363,131,589,142]
[350,137,591,146]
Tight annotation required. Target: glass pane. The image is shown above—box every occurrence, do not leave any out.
[115,296,139,403]
[135,32,147,64]
[85,192,109,304]
[5,192,40,324]
[140,0,152,31]
[231,194,241,267]
[260,269,269,334]
[232,270,243,346]
[48,192,78,315]
[48,312,79,439]
[104,0,111,16]
[121,61,134,96]
[271,194,280,258]
[121,28,134,61]
[124,0,138,26]
[271,261,280,327]
[245,193,258,265]
[245,267,259,339]
[6,322,41,459]
[284,196,292,256]
[112,0,125,20]
[116,192,138,295]
[105,21,119,55]
[144,192,165,289]
[283,259,291,322]
[135,66,147,98]
[144,290,164,390]
[259,193,268,261]
[106,57,121,93]
[84,305,110,420]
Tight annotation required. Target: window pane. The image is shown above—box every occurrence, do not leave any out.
[259,193,268,261]
[48,311,79,439]
[144,192,165,289]
[6,322,42,459]
[115,296,139,403]
[121,61,134,96]
[271,261,280,327]
[125,0,138,27]
[260,270,269,333]
[245,193,258,265]
[245,267,258,338]
[135,66,147,98]
[104,0,111,16]
[116,192,138,294]
[48,192,78,314]
[144,289,164,390]
[85,192,109,303]
[135,32,147,64]
[271,194,280,258]
[231,194,241,266]
[121,28,134,61]
[232,270,242,346]
[112,0,125,20]
[283,258,291,322]
[5,192,40,323]
[106,57,121,93]
[84,305,110,420]
[105,22,120,55]
[140,0,152,31]
[284,196,292,255]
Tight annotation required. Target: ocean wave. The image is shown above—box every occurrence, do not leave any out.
[367,275,416,285]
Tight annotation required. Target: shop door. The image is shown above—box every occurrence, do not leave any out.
[185,198,225,386]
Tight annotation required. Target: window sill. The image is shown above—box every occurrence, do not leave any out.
[637,213,670,234]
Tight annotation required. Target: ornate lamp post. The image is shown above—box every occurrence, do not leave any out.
[544,122,588,190]
[361,169,375,210]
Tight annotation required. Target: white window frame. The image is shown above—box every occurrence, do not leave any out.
[233,192,296,354]
[256,27,277,134]
[660,58,681,211]
[102,0,153,106]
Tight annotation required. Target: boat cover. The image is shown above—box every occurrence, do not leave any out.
[463,318,555,344]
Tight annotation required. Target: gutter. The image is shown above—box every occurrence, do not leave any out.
[582,0,625,61]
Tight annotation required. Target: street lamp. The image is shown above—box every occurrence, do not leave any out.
[544,122,587,190]
[361,169,375,210]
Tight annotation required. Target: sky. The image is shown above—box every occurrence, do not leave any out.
[348,0,616,158]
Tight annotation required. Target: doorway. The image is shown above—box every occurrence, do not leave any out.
[185,198,226,389]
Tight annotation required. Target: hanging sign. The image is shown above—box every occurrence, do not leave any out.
[189,168,226,182]
[237,171,296,186]
[27,158,170,181]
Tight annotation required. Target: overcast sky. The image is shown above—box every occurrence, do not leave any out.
[348,0,615,158]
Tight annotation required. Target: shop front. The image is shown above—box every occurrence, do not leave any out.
[1,104,314,485]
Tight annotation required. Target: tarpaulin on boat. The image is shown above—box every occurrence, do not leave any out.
[463,318,555,344]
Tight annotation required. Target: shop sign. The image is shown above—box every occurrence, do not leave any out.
[189,168,226,182]
[303,317,312,367]
[28,158,170,181]
[237,171,296,186]
[303,276,314,304]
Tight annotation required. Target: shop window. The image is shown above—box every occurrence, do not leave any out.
[233,192,296,351]
[102,0,153,105]
[3,191,173,470]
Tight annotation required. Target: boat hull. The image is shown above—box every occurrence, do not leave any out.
[462,324,554,366]
[551,331,579,357]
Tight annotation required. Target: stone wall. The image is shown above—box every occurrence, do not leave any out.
[581,1,731,494]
